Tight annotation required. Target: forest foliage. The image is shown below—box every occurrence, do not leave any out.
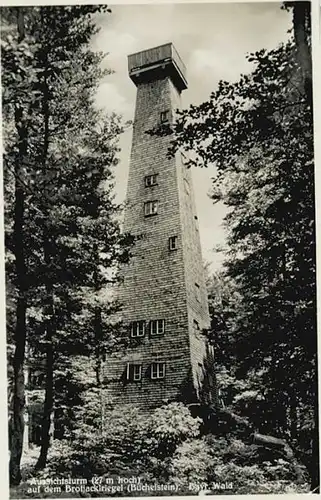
[167,0,317,492]
[12,402,310,498]
[2,5,133,486]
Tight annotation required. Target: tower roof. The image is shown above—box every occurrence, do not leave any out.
[128,42,188,91]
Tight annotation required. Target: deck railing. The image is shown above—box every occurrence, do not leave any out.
[128,43,187,81]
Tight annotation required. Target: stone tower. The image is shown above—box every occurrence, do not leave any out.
[104,43,214,409]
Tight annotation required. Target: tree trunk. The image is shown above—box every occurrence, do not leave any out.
[93,243,103,386]
[35,33,55,469]
[9,300,27,486]
[292,7,317,487]
[94,306,103,386]
[292,2,312,104]
[92,241,105,432]
[35,259,55,469]
[9,8,28,487]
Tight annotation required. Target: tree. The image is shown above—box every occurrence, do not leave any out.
[2,7,39,485]
[2,5,133,482]
[165,5,317,491]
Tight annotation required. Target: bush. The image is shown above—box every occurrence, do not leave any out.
[169,438,213,491]
[147,403,201,459]
[18,399,309,497]
[204,435,309,495]
[36,401,201,484]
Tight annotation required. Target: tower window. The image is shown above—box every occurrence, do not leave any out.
[160,110,169,123]
[169,236,178,251]
[145,174,158,187]
[151,362,166,380]
[184,178,190,195]
[195,283,201,302]
[144,200,158,217]
[150,319,165,336]
[126,363,142,381]
[131,321,145,337]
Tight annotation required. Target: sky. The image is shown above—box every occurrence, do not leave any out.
[91,2,292,272]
